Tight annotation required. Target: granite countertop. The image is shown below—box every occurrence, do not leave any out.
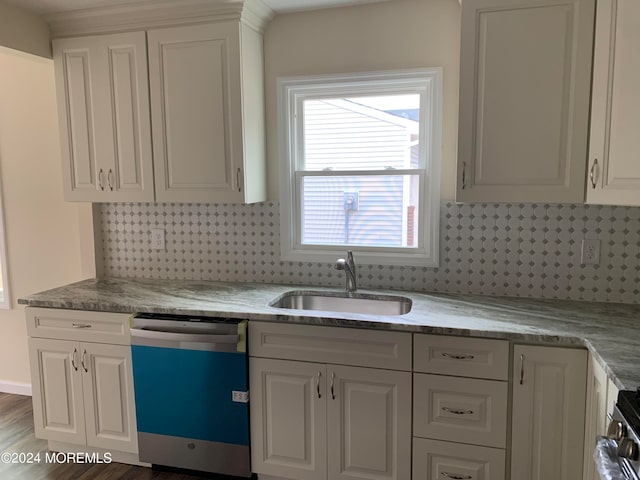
[18,277,640,390]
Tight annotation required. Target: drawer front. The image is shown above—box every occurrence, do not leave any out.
[414,334,509,380]
[412,437,505,480]
[248,322,412,371]
[413,374,508,448]
[27,307,131,344]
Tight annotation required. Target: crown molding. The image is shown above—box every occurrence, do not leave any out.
[46,0,275,38]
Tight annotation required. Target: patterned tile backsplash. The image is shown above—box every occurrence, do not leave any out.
[100,202,640,304]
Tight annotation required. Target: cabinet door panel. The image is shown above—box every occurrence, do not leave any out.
[55,46,100,198]
[149,22,243,203]
[53,32,153,202]
[586,0,640,205]
[250,358,327,480]
[511,345,587,480]
[107,39,154,201]
[457,0,594,203]
[82,343,138,453]
[413,438,505,480]
[583,355,608,480]
[28,338,86,444]
[328,365,411,480]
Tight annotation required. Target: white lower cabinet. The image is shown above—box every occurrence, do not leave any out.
[511,345,587,480]
[250,357,411,480]
[29,337,138,454]
[412,437,506,480]
[26,307,139,461]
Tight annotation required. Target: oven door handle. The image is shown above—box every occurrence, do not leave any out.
[594,436,629,480]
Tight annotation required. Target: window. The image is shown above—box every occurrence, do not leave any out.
[278,69,442,267]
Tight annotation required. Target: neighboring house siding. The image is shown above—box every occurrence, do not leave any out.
[302,99,417,247]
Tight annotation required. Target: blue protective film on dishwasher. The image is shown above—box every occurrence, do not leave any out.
[131,345,249,446]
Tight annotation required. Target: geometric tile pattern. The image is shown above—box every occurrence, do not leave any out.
[101,202,640,304]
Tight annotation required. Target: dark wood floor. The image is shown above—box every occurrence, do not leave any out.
[0,392,220,480]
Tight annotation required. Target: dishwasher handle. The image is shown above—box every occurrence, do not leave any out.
[131,327,239,349]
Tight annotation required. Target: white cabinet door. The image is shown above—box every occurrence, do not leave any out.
[583,355,608,480]
[457,0,595,203]
[250,358,327,480]
[586,0,640,206]
[148,22,245,204]
[82,343,138,453]
[511,345,587,480]
[28,338,86,445]
[327,365,411,480]
[53,32,154,202]
[413,437,506,480]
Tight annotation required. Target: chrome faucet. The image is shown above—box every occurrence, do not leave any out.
[335,251,357,293]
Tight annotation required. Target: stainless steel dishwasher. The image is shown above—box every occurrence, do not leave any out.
[130,313,250,477]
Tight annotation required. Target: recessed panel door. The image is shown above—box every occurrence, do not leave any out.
[327,365,411,480]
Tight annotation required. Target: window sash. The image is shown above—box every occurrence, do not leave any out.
[293,170,426,251]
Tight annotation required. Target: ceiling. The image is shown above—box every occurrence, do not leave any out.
[4,0,391,15]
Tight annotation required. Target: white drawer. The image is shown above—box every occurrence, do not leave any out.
[414,334,509,380]
[248,321,412,371]
[27,307,131,345]
[413,373,508,448]
[412,437,505,480]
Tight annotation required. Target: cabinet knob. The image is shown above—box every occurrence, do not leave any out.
[98,169,104,191]
[107,169,114,191]
[236,168,242,192]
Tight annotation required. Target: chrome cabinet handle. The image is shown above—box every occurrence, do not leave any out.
[441,352,475,360]
[71,348,78,371]
[590,159,598,189]
[81,349,88,373]
[461,162,467,190]
[330,372,335,400]
[519,353,525,385]
[72,323,92,329]
[107,169,114,191]
[316,371,322,399]
[236,168,242,192]
[442,473,472,480]
[98,169,104,191]
[442,406,474,415]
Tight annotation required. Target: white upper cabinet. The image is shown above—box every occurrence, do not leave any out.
[54,32,154,202]
[148,21,266,203]
[52,1,270,204]
[586,0,640,206]
[457,0,595,203]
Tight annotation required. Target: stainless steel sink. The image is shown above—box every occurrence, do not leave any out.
[269,291,412,316]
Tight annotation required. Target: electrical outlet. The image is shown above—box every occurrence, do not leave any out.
[150,228,165,250]
[581,239,600,265]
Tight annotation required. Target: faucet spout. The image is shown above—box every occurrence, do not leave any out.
[334,251,357,293]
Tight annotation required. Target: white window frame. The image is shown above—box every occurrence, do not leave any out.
[278,68,442,267]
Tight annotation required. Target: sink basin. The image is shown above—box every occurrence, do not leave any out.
[269,291,412,316]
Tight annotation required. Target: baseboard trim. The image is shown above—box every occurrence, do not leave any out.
[0,381,32,396]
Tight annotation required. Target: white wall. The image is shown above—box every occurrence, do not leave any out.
[0,47,91,392]
[263,0,461,200]
[0,1,51,58]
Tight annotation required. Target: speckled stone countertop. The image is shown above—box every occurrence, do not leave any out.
[18,277,640,390]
